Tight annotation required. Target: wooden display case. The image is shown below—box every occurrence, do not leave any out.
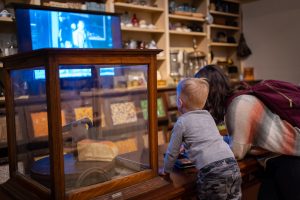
[0,48,162,200]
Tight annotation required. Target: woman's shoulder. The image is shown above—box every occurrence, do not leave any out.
[226,94,265,114]
[226,88,258,109]
[231,94,259,103]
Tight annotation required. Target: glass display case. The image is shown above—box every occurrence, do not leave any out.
[0,48,161,199]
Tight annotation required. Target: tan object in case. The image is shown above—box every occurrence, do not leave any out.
[77,139,119,162]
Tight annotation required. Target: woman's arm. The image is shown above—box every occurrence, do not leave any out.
[225,95,261,160]
[231,142,251,160]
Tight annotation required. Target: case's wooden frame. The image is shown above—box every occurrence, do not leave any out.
[1,49,161,200]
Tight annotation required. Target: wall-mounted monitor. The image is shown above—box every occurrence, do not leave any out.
[13,4,122,52]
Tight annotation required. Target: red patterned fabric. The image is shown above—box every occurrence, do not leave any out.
[226,95,300,160]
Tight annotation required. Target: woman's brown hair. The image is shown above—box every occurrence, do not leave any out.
[194,65,232,124]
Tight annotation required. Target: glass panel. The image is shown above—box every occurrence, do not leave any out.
[11,67,51,188]
[59,65,150,191]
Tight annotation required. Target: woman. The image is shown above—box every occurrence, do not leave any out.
[195,64,300,200]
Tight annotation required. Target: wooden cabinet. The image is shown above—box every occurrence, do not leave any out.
[112,0,210,84]
[0,49,162,200]
[112,0,242,84]
[207,0,241,72]
[0,0,16,59]
[168,0,207,52]
[0,0,242,84]
[113,0,168,82]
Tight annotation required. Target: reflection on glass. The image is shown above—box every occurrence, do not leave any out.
[58,65,150,190]
[141,97,167,120]
[11,67,51,188]
[10,64,151,190]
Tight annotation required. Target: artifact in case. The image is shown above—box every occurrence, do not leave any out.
[0,48,162,200]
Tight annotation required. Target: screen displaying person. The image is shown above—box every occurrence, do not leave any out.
[58,12,72,48]
[72,20,88,48]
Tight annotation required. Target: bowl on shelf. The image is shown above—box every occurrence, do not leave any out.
[0,10,11,18]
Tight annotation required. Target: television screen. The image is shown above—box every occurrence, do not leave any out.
[15,5,122,52]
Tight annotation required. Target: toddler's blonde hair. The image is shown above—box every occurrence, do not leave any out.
[177,78,209,111]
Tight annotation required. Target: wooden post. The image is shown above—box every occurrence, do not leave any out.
[3,68,17,177]
[46,56,65,199]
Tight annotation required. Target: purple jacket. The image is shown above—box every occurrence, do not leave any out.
[226,80,300,128]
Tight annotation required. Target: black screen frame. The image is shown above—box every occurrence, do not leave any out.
[12,3,122,52]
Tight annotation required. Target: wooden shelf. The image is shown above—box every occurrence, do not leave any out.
[209,10,239,17]
[168,14,205,22]
[223,0,240,4]
[114,2,164,12]
[209,42,238,47]
[0,17,13,22]
[0,0,242,87]
[169,30,206,36]
[210,24,240,30]
[121,27,165,33]
[157,56,165,61]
